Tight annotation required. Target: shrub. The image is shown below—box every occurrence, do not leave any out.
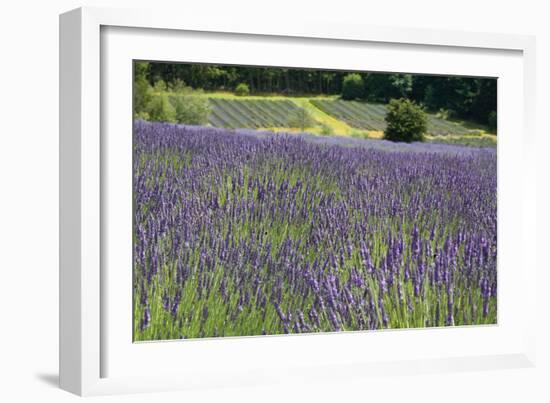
[147,94,176,123]
[135,111,150,121]
[341,73,364,100]
[318,123,332,136]
[133,62,152,118]
[153,79,167,93]
[384,98,427,142]
[171,94,211,125]
[235,83,250,96]
[288,108,315,131]
[169,78,188,93]
[487,111,497,133]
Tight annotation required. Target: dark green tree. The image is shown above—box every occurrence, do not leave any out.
[133,62,152,118]
[364,73,412,102]
[411,76,496,126]
[341,73,364,100]
[390,74,413,98]
[487,111,497,132]
[384,98,427,142]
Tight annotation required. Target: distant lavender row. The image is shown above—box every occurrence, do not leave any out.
[133,121,497,341]
[171,123,495,155]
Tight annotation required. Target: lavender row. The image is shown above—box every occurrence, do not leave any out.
[133,121,497,340]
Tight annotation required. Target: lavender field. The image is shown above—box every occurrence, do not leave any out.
[133,121,497,341]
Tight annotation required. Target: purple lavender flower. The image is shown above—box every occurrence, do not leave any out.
[140,306,151,332]
[133,121,497,340]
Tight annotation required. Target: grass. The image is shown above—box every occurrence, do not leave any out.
[426,134,497,148]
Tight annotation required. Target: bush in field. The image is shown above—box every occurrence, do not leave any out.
[341,73,364,100]
[288,107,315,131]
[171,93,211,125]
[487,111,497,133]
[235,83,250,96]
[384,98,427,142]
[147,94,176,123]
[318,123,332,136]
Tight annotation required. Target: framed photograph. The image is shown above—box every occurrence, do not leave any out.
[60,6,537,396]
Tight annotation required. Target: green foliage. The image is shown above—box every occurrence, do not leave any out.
[422,84,437,111]
[135,111,150,121]
[235,83,250,96]
[384,98,427,142]
[133,62,152,118]
[136,61,497,131]
[318,123,333,136]
[153,79,167,92]
[288,108,315,131]
[415,77,496,126]
[435,108,451,120]
[470,79,497,124]
[390,74,413,98]
[147,94,176,123]
[171,93,211,125]
[138,76,210,125]
[341,73,364,100]
[169,78,187,93]
[364,73,412,102]
[487,111,497,133]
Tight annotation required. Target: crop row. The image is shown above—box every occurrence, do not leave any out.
[208,99,302,129]
[311,100,476,136]
[133,121,497,341]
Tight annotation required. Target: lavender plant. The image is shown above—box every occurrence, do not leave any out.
[133,121,497,341]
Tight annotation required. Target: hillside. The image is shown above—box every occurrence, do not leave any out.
[153,91,496,147]
[202,95,496,147]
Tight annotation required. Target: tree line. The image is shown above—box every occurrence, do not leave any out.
[137,62,497,129]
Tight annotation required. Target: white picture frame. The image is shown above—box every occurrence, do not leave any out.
[59,6,537,396]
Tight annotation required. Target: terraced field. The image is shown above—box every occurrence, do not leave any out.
[311,100,481,136]
[206,98,488,138]
[208,99,302,129]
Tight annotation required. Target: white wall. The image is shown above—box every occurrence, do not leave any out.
[0,1,548,402]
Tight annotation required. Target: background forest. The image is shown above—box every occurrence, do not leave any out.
[137,62,497,129]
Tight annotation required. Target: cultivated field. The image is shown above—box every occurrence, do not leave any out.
[205,97,490,137]
[176,94,496,147]
[311,99,478,136]
[208,98,301,129]
[133,121,497,341]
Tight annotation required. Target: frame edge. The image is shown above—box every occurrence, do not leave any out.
[59,7,83,396]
